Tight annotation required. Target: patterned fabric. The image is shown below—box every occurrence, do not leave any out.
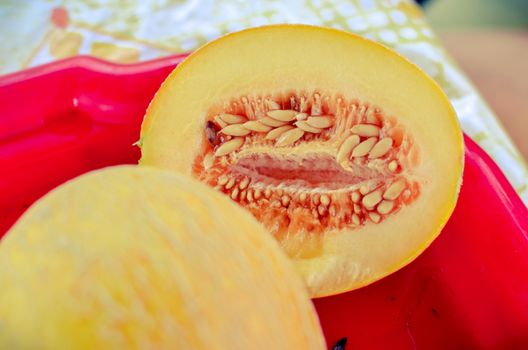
[1,0,526,203]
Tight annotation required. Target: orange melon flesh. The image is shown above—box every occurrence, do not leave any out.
[0,166,325,349]
[140,25,464,297]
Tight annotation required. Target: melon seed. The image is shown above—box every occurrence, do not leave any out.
[215,138,244,157]
[219,114,247,124]
[377,200,394,214]
[221,124,251,137]
[260,116,288,128]
[265,125,295,140]
[351,124,380,137]
[362,190,382,209]
[369,138,393,159]
[306,116,333,129]
[268,109,297,122]
[388,160,399,172]
[383,180,405,200]
[295,121,323,134]
[337,135,361,163]
[369,212,381,223]
[244,121,272,132]
[351,137,378,158]
[276,128,304,147]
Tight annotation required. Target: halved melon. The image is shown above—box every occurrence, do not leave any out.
[140,25,464,297]
[0,166,325,349]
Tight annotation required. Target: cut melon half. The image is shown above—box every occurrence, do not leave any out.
[140,25,464,297]
[0,166,325,349]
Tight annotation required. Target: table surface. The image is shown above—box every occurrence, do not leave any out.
[440,29,528,162]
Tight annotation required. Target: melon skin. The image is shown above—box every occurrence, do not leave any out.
[139,25,464,297]
[0,166,325,350]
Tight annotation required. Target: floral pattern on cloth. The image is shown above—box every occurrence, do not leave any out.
[0,0,526,204]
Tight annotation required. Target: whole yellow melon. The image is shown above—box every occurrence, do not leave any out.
[0,166,325,350]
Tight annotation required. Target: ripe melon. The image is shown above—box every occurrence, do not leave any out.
[139,25,464,297]
[0,166,325,350]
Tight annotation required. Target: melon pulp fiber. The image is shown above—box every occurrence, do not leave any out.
[0,166,325,350]
[140,25,464,297]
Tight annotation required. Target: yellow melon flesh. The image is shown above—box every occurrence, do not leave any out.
[0,166,325,350]
[140,25,464,297]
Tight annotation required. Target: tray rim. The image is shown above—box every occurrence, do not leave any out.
[0,54,190,87]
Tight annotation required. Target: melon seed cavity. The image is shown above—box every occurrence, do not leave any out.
[194,92,420,237]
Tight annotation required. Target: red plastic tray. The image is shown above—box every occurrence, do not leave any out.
[1,56,527,349]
